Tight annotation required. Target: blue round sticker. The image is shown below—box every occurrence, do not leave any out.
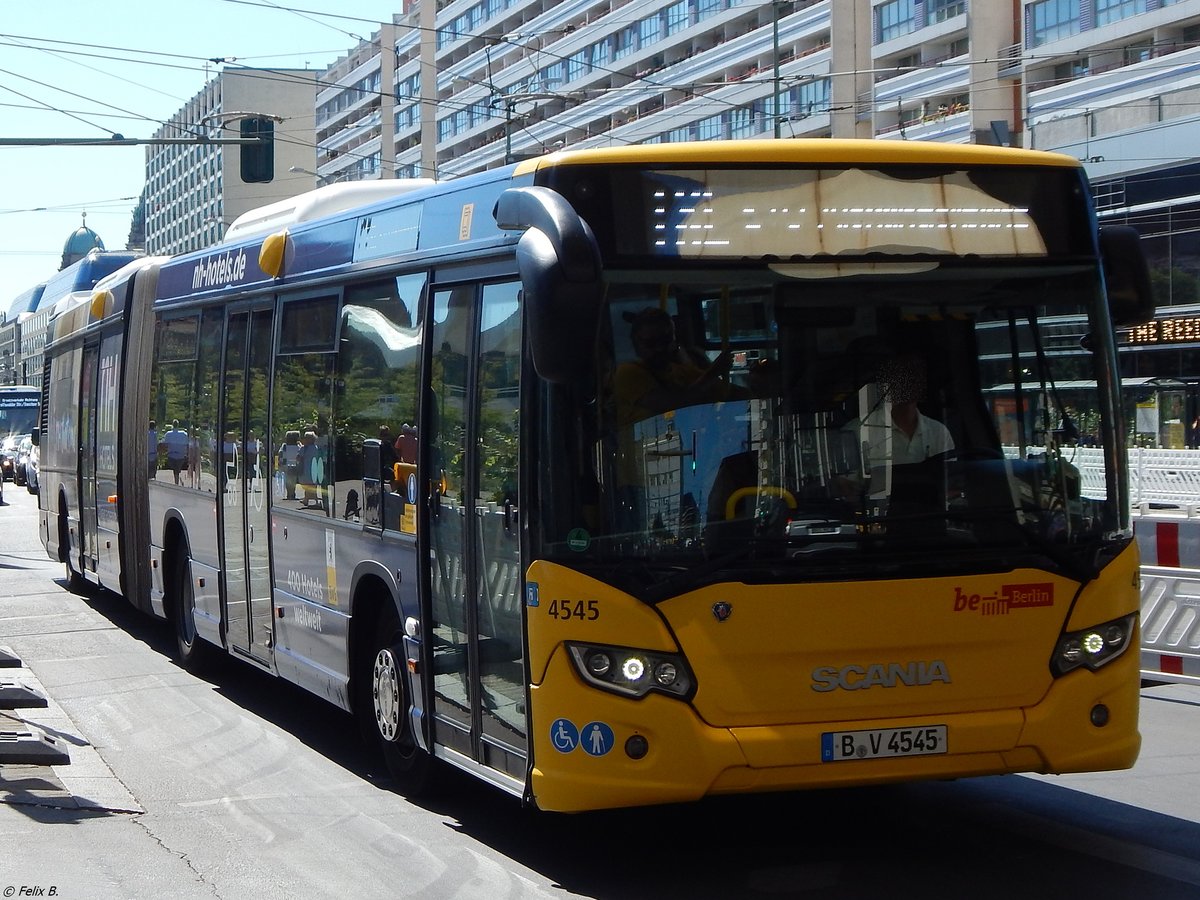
[407,472,418,504]
[550,718,579,753]
[580,721,615,757]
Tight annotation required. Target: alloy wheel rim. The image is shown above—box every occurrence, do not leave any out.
[373,648,401,742]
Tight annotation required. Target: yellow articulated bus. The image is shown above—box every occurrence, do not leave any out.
[39,139,1154,812]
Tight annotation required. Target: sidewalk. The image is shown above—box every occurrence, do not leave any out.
[0,649,140,813]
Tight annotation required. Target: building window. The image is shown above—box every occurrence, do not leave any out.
[928,0,965,23]
[730,105,760,138]
[1029,0,1081,47]
[567,48,591,82]
[794,77,830,117]
[1095,0,1148,27]
[640,14,662,46]
[1124,40,1153,64]
[592,37,610,66]
[540,61,565,89]
[876,0,917,44]
[696,114,723,141]
[665,0,690,35]
[1052,57,1089,82]
[614,25,638,59]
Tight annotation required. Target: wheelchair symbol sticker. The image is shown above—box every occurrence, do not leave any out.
[550,718,579,753]
[581,721,614,757]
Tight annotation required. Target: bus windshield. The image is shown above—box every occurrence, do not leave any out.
[534,263,1121,592]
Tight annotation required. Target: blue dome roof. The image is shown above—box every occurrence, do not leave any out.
[61,216,105,269]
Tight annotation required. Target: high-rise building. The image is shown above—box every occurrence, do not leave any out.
[125,0,1200,426]
[143,68,321,255]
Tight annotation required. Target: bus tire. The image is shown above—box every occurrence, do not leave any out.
[358,603,434,795]
[170,551,213,673]
[58,501,86,594]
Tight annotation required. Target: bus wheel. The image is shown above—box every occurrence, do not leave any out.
[171,553,212,672]
[358,604,433,795]
[58,503,86,594]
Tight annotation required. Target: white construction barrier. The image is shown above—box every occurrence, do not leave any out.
[1133,511,1200,686]
[1016,445,1200,685]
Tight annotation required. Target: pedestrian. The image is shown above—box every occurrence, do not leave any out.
[163,420,190,485]
[277,430,302,500]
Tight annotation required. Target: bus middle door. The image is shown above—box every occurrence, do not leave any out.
[77,344,100,579]
[220,304,275,666]
[427,280,527,782]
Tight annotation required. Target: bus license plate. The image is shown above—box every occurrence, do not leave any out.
[821,725,947,762]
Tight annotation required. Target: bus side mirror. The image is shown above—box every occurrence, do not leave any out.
[30,427,39,447]
[495,186,603,383]
[1100,225,1155,326]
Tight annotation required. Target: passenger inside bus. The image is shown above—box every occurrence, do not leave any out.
[609,306,737,534]
[611,306,736,426]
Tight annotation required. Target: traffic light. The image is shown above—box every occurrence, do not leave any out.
[240,117,275,183]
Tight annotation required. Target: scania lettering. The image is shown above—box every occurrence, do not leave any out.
[811,661,952,692]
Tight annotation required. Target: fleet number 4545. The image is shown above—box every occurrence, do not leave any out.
[547,599,599,621]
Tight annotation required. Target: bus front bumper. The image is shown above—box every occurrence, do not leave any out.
[528,645,1140,813]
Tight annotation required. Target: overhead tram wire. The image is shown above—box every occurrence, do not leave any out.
[0,24,922,145]
[214,0,389,42]
[0,196,141,216]
[12,13,1198,178]
[8,24,1200,126]
[0,36,399,173]
[196,2,771,128]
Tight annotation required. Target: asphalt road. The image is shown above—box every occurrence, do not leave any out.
[2,484,1199,899]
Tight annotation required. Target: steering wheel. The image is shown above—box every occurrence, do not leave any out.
[724,486,797,521]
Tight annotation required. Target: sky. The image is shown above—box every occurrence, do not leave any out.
[0,0,402,305]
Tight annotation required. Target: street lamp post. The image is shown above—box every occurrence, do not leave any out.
[492,92,583,163]
[491,96,515,164]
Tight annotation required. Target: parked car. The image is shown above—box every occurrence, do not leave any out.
[0,434,22,482]
[13,435,32,487]
[25,431,39,495]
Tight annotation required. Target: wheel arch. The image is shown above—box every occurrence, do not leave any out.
[56,488,73,563]
[160,511,192,622]
[347,563,403,717]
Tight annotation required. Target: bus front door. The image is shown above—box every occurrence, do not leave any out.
[427,281,527,781]
[220,306,275,666]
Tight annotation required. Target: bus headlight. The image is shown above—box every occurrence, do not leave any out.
[1050,614,1136,677]
[567,642,694,699]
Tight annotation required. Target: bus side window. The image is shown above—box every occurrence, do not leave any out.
[275,295,338,515]
[336,273,425,529]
